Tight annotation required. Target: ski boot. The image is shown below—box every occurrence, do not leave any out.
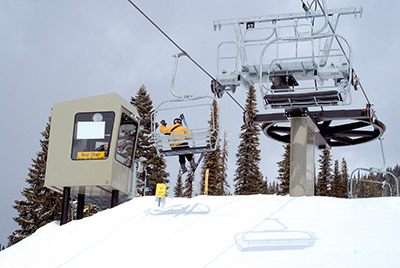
[180,163,188,174]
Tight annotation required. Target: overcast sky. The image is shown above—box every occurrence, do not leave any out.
[1,0,399,247]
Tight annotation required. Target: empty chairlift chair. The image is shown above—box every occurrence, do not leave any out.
[213,2,362,110]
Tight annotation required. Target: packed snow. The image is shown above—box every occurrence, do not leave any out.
[1,195,399,268]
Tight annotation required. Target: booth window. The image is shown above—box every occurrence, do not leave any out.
[115,113,138,168]
[71,112,115,160]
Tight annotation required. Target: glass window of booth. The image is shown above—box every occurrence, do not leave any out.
[115,113,138,168]
[71,112,115,160]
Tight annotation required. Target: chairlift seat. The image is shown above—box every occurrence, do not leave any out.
[264,90,342,108]
[154,128,217,156]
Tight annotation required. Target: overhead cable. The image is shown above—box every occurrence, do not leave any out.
[127,0,245,111]
[127,0,214,81]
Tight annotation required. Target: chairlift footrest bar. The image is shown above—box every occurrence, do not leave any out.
[161,146,211,156]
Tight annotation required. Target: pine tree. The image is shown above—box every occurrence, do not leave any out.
[276,144,290,195]
[357,173,380,198]
[8,119,61,246]
[200,102,230,195]
[262,177,269,194]
[351,170,361,198]
[130,85,169,194]
[385,164,400,196]
[316,148,333,196]
[174,173,184,197]
[219,132,230,195]
[182,174,194,198]
[268,181,279,194]
[369,174,381,197]
[234,85,263,195]
[340,158,349,198]
[330,160,341,197]
[357,174,369,198]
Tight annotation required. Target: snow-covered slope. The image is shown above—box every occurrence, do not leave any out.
[1,195,399,268]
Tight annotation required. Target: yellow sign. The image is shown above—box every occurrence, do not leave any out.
[77,151,105,160]
[155,183,167,198]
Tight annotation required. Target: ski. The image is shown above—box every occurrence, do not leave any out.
[187,152,205,181]
[194,152,205,171]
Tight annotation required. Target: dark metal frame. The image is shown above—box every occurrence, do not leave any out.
[255,108,385,149]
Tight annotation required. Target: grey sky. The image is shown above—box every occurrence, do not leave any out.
[1,0,399,246]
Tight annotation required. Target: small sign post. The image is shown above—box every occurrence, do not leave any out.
[155,183,167,207]
[204,169,209,195]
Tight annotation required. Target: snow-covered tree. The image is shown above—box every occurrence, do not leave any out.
[330,160,341,197]
[276,144,290,195]
[340,158,349,198]
[174,173,184,197]
[261,177,271,194]
[385,164,400,196]
[219,132,230,195]
[268,181,280,194]
[200,102,230,195]
[8,119,61,246]
[357,173,380,198]
[316,149,333,196]
[130,85,169,194]
[234,85,263,195]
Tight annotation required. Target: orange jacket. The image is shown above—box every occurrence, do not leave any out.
[160,123,191,147]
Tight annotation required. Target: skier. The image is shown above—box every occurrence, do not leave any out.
[160,117,197,174]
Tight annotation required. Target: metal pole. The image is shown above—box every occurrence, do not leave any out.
[289,117,316,196]
[204,169,209,195]
[111,190,119,208]
[127,160,138,200]
[60,187,71,225]
[77,194,85,220]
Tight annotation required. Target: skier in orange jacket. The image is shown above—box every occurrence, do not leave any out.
[160,118,196,174]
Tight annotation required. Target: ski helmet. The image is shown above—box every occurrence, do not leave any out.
[173,118,182,124]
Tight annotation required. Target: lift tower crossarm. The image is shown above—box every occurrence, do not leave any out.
[213,7,362,30]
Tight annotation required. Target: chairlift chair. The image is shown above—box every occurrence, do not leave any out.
[151,53,220,157]
[348,138,399,198]
[213,0,362,110]
[151,97,219,157]
[348,168,398,198]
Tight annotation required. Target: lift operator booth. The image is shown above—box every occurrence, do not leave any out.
[44,93,140,225]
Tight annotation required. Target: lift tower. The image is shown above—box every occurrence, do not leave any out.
[213,1,385,196]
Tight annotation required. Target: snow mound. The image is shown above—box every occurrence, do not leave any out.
[1,195,400,268]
